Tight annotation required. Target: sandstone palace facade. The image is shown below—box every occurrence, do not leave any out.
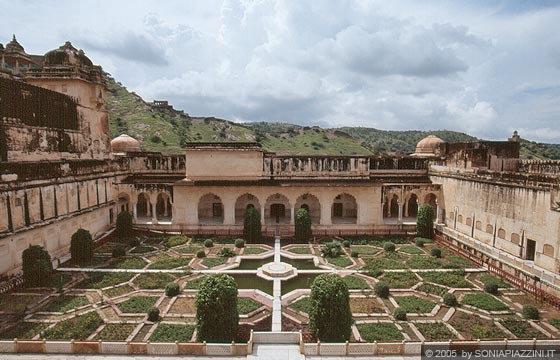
[1,37,559,296]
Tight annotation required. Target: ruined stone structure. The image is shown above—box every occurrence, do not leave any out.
[0,37,558,298]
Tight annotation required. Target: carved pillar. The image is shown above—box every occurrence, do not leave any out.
[398,201,403,223]
[436,201,441,224]
[404,198,409,217]
[261,206,266,225]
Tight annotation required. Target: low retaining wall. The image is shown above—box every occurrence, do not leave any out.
[0,340,250,356]
[301,339,560,356]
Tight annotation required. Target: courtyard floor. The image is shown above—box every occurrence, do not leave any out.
[0,233,559,345]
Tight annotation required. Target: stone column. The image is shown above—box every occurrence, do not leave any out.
[436,202,441,224]
[151,202,158,224]
[261,206,266,225]
[320,198,332,225]
[398,201,403,223]
[224,200,235,225]
[132,203,138,222]
[290,207,295,225]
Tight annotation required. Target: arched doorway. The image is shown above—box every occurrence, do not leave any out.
[332,193,357,224]
[137,193,150,218]
[295,193,321,224]
[424,193,437,216]
[198,193,223,224]
[265,193,290,225]
[407,194,418,218]
[117,193,130,214]
[235,193,261,224]
[390,195,399,218]
[156,193,172,221]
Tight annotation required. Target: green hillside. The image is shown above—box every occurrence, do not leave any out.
[107,77,560,159]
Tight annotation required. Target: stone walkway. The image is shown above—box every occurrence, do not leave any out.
[272,236,282,331]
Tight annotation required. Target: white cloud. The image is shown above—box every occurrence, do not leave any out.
[1,0,560,142]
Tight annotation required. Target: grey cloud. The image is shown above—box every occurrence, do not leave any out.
[79,31,168,66]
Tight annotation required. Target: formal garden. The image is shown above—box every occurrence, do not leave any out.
[1,207,559,346]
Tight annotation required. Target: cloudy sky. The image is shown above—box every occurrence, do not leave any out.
[2,0,560,142]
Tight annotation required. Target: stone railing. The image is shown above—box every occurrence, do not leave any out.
[263,155,429,178]
[0,339,250,356]
[0,273,23,295]
[519,160,560,176]
[301,339,560,356]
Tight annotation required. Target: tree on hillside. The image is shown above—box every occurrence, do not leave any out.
[70,228,94,265]
[195,274,239,342]
[309,274,352,342]
[22,245,52,287]
[416,204,434,239]
[243,207,262,243]
[295,208,312,242]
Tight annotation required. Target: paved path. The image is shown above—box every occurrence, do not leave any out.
[248,344,304,360]
[272,236,282,331]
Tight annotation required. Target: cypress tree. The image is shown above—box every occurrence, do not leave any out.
[416,204,434,239]
[295,208,312,242]
[243,207,262,243]
[195,274,239,342]
[309,274,352,342]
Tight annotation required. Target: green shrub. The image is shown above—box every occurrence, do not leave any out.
[406,255,442,269]
[416,204,434,239]
[22,245,52,287]
[150,323,195,342]
[462,293,508,311]
[196,274,239,342]
[343,240,350,248]
[522,305,539,320]
[431,248,442,258]
[484,281,499,295]
[196,250,206,258]
[374,281,390,298]
[116,211,133,239]
[415,238,425,247]
[243,207,262,243]
[395,296,436,313]
[235,239,245,248]
[147,307,160,321]
[295,208,312,242]
[383,242,396,252]
[394,307,407,321]
[204,239,214,248]
[422,271,473,288]
[42,311,103,340]
[382,272,419,289]
[443,294,458,307]
[309,274,352,342]
[165,282,180,297]
[71,228,94,265]
[321,240,343,258]
[357,323,404,342]
[112,245,126,257]
[163,235,189,248]
[217,247,236,258]
[350,251,359,258]
[117,296,158,313]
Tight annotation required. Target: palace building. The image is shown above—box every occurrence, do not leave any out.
[1,37,559,299]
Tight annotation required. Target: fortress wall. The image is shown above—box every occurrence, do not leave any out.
[0,204,112,275]
[431,174,560,273]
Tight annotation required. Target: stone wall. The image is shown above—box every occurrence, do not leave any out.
[430,168,560,273]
